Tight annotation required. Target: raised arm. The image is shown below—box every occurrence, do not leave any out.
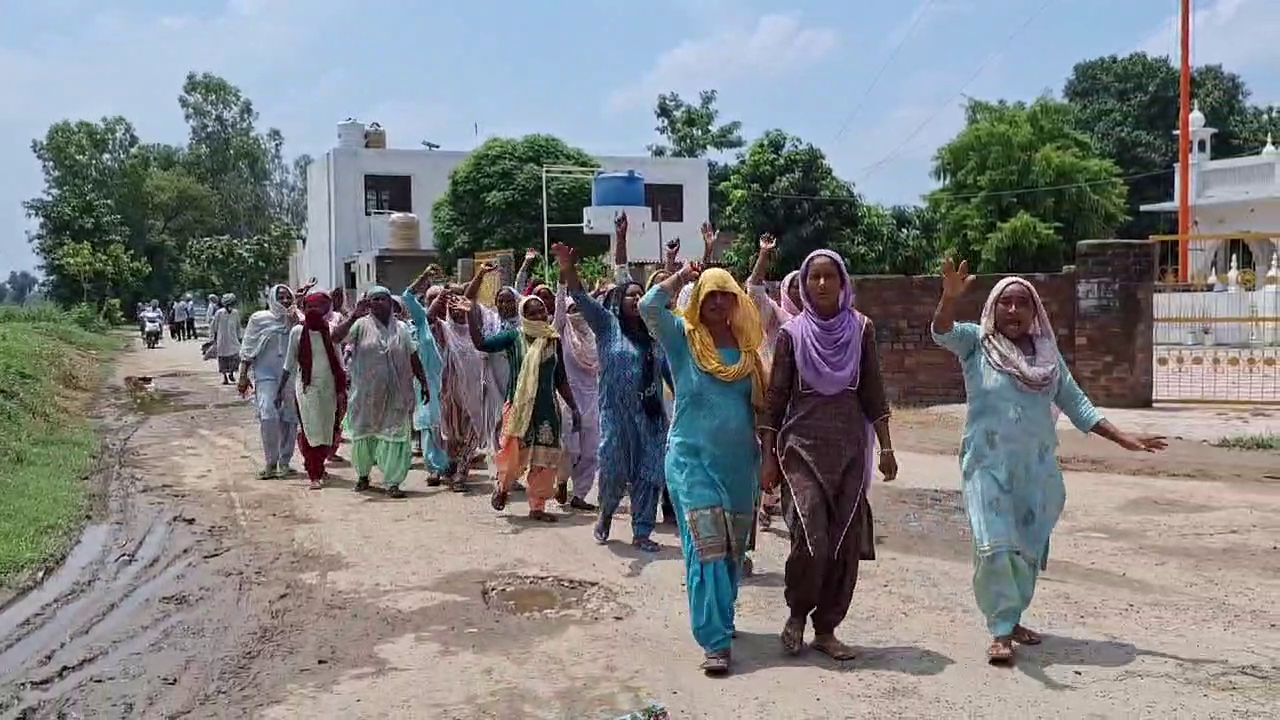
[463,261,498,301]
[640,262,697,353]
[930,259,980,358]
[745,233,776,286]
[515,249,537,292]
[553,283,568,333]
[553,242,614,337]
[663,237,680,274]
[330,301,367,344]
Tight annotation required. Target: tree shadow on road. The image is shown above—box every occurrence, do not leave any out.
[1015,634,1217,690]
[729,631,954,677]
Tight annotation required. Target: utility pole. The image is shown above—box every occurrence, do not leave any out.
[1177,0,1193,282]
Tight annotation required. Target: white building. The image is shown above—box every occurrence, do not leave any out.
[1140,103,1280,278]
[1140,103,1280,349]
[294,120,711,293]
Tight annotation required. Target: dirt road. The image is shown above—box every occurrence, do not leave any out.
[1,340,1277,719]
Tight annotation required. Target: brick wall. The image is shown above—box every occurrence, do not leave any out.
[855,239,1155,407]
[857,273,1077,406]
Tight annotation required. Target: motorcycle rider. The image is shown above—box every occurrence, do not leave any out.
[140,300,165,347]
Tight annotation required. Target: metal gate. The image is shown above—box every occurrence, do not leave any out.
[1151,233,1280,405]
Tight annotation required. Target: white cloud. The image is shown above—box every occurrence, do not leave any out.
[605,13,838,113]
[1136,0,1280,70]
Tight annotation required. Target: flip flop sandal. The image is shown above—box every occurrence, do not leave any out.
[811,637,859,661]
[1012,625,1042,645]
[780,618,806,656]
[632,538,661,553]
[699,651,731,677]
[987,639,1015,665]
[490,489,508,511]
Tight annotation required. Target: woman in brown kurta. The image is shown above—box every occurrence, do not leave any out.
[759,249,899,660]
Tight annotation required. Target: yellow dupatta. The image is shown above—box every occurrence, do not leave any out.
[506,296,559,439]
[682,268,769,410]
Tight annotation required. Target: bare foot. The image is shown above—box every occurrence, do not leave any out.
[987,636,1014,665]
[811,634,858,661]
[780,617,806,656]
[1012,624,1042,645]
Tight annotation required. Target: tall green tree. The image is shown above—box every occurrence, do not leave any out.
[4,271,38,305]
[718,130,865,277]
[1063,52,1255,239]
[647,90,744,225]
[928,97,1129,273]
[431,135,598,266]
[180,225,299,308]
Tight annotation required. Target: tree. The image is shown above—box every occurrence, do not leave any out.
[928,97,1129,273]
[718,130,867,277]
[431,135,598,266]
[647,90,745,225]
[179,225,298,309]
[847,204,945,276]
[4,271,38,305]
[1063,52,1254,239]
[51,241,150,307]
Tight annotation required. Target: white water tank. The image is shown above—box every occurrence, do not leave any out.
[387,212,420,249]
[337,119,365,148]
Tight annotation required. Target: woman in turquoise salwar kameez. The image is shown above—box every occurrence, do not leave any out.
[403,269,449,480]
[931,259,1166,664]
[640,263,768,677]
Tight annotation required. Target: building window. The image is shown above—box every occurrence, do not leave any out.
[644,183,684,223]
[364,175,412,215]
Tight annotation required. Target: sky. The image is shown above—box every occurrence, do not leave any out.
[1,0,1278,273]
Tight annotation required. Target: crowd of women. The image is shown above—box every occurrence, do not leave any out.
[199,216,1166,676]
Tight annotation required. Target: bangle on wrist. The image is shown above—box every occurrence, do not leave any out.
[878,448,894,455]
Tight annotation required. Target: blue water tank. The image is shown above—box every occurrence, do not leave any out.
[592,170,646,207]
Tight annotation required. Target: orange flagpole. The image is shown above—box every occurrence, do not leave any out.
[1177,0,1193,281]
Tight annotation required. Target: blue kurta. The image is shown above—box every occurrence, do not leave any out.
[640,285,760,654]
[932,321,1103,636]
[571,288,668,540]
[403,288,449,475]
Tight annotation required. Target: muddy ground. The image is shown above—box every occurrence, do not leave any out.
[0,341,1277,719]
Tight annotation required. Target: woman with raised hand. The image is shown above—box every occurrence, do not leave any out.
[932,259,1167,664]
[465,291,581,522]
[553,238,669,551]
[639,261,767,677]
[759,250,896,661]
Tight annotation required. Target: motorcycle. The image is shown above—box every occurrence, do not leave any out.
[143,318,162,349]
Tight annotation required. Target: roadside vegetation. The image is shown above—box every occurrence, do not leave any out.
[1211,433,1280,451]
[0,303,121,587]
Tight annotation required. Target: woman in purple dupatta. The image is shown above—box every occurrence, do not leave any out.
[758,249,899,660]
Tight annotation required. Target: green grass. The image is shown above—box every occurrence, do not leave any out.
[1211,433,1280,451]
[0,308,120,586]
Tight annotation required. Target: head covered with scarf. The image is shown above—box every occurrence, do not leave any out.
[979,277,1061,394]
[561,293,599,378]
[779,270,802,318]
[505,295,561,439]
[682,267,768,411]
[604,280,665,419]
[783,250,866,395]
[240,284,293,359]
[298,290,347,390]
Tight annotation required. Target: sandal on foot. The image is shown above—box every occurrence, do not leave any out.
[308,479,323,490]
[593,516,612,545]
[387,486,406,499]
[528,510,558,523]
[354,477,371,492]
[987,637,1015,665]
[449,478,468,493]
[1012,625,1042,645]
[426,475,443,487]
[741,555,755,577]
[257,467,277,480]
[632,537,661,553]
[554,481,569,505]
[700,650,731,677]
[490,489,508,511]
[780,617,806,656]
[569,496,597,511]
[811,635,858,661]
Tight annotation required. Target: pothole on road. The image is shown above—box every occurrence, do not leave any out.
[480,574,631,622]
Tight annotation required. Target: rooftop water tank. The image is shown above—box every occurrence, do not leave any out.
[337,119,365,148]
[365,122,387,149]
[387,212,420,250]
[592,170,645,208]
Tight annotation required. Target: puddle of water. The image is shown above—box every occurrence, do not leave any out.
[0,524,110,646]
[480,574,630,621]
[117,377,236,416]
